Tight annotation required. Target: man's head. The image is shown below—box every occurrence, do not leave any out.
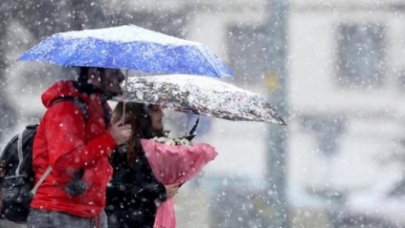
[78,67,125,97]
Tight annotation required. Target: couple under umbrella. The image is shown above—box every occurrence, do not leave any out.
[17,24,285,228]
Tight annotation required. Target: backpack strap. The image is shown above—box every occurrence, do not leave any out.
[14,125,37,176]
[27,97,89,196]
[50,96,89,122]
[101,99,111,128]
[14,97,89,176]
[30,166,52,195]
[50,97,90,184]
[15,131,24,176]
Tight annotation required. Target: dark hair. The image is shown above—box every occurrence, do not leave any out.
[77,67,90,83]
[77,67,107,83]
[76,67,108,95]
[112,102,164,163]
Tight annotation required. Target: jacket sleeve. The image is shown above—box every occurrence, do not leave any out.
[108,180,167,203]
[43,101,116,171]
[128,154,167,203]
[132,181,167,203]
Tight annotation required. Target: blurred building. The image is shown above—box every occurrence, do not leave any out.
[288,0,405,227]
[289,0,405,188]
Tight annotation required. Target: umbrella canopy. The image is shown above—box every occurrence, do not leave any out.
[122,74,286,125]
[18,25,232,78]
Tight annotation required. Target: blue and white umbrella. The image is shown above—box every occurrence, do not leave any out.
[18,25,232,78]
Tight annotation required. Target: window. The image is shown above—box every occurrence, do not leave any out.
[336,24,385,88]
[397,69,405,91]
[227,24,268,84]
[301,115,345,156]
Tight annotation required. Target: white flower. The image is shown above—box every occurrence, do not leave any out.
[166,139,176,146]
[153,136,191,146]
[177,138,191,146]
[154,137,168,144]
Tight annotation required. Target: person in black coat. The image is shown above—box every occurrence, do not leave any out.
[106,102,180,228]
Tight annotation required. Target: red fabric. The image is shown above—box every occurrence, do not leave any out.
[140,139,217,228]
[31,80,116,218]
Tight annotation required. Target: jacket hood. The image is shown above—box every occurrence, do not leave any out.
[41,80,82,108]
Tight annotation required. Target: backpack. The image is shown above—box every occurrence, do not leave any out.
[0,97,88,223]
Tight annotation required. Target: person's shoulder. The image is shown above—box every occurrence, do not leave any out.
[47,80,76,92]
[41,80,81,108]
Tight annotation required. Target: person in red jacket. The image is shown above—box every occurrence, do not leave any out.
[27,67,132,228]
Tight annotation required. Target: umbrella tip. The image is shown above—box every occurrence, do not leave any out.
[279,118,287,126]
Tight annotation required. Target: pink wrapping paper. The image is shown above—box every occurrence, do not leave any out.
[141,139,217,228]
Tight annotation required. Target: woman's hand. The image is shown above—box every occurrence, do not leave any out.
[165,183,180,198]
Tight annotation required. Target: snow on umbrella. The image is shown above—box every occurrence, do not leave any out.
[122,74,286,125]
[17,24,232,78]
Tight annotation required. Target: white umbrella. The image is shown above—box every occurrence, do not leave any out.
[121,74,286,125]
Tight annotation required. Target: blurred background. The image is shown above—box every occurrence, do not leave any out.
[2,0,405,227]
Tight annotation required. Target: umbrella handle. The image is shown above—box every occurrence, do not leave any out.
[188,116,200,137]
[121,70,129,124]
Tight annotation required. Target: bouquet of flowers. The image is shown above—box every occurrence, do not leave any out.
[141,134,217,228]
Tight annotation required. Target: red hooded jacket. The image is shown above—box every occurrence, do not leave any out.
[31,80,116,218]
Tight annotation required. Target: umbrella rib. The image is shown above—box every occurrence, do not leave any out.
[195,45,224,77]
